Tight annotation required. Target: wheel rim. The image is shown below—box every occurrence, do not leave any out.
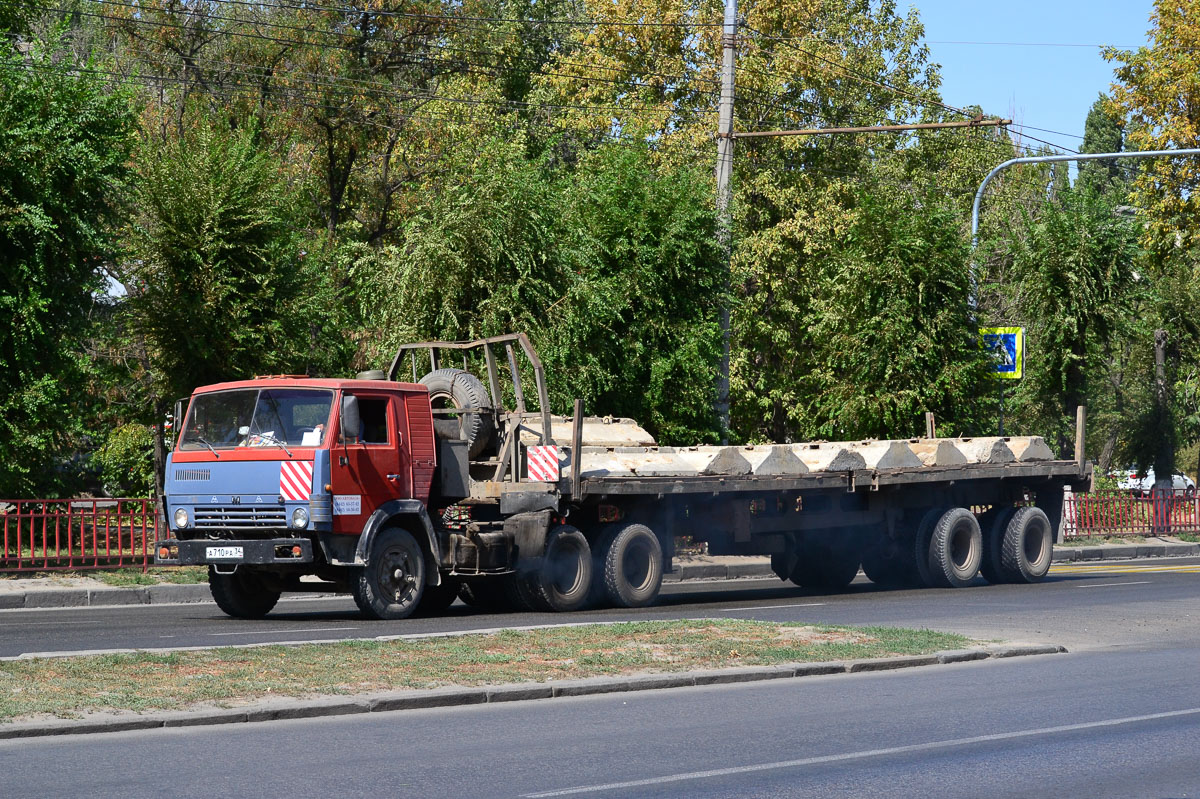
[950,524,977,572]
[622,537,654,591]
[1024,519,1051,569]
[549,539,586,596]
[378,545,418,604]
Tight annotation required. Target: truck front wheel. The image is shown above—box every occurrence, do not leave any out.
[352,527,426,620]
[209,566,281,619]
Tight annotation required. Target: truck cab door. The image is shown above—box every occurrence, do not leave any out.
[330,391,410,535]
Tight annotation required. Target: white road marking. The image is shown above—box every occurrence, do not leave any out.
[522,707,1200,797]
[1073,581,1152,589]
[208,627,359,637]
[715,603,827,612]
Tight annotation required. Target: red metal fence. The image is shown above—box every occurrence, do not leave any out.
[1063,488,1200,538]
[0,499,159,573]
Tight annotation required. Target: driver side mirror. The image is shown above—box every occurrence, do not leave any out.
[340,394,361,444]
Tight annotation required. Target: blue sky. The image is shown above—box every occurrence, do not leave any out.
[909,0,1155,151]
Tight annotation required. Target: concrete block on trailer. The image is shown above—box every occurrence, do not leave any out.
[676,447,754,476]
[791,443,867,473]
[907,439,968,467]
[741,445,809,476]
[953,437,1016,464]
[1007,436,1055,462]
[846,440,922,470]
[578,448,636,478]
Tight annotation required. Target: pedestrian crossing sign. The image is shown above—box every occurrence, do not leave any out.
[980,327,1024,380]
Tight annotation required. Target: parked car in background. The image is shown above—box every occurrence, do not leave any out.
[1116,467,1197,496]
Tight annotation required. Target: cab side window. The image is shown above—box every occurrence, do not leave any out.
[358,398,389,444]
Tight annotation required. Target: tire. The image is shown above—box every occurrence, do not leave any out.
[600,522,664,608]
[414,576,460,616]
[978,507,1016,585]
[419,368,495,458]
[520,525,593,612]
[208,566,281,619]
[925,508,983,588]
[1000,506,1054,583]
[912,508,948,588]
[352,527,425,620]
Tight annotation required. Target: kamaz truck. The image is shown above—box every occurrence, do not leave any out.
[156,333,1091,619]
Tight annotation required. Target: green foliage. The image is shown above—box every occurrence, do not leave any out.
[0,39,135,497]
[733,184,991,442]
[93,423,155,497]
[125,122,343,403]
[352,137,722,444]
[1078,94,1129,198]
[1000,187,1141,453]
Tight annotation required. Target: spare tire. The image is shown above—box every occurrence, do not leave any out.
[419,368,495,458]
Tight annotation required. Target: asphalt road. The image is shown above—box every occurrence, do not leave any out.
[3,644,1198,798]
[3,557,1199,657]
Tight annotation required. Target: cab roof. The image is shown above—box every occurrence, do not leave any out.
[191,377,429,394]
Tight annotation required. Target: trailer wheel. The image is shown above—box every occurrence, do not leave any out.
[520,525,593,612]
[414,576,461,616]
[1000,506,1054,583]
[208,566,281,619]
[351,527,425,620]
[600,523,663,608]
[912,508,947,587]
[419,368,495,458]
[978,507,1016,585]
[924,508,982,588]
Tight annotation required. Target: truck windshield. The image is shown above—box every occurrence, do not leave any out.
[179,388,334,451]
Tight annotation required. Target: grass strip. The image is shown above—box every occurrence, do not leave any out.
[0,620,968,723]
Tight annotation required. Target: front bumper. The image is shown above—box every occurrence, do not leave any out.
[156,537,315,566]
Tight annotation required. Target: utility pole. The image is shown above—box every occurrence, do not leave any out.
[714,0,736,444]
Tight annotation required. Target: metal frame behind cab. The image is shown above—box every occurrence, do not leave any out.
[387,333,558,484]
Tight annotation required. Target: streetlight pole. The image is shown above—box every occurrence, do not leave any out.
[714,0,736,444]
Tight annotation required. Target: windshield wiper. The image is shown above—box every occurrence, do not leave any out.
[194,437,220,458]
[257,432,293,458]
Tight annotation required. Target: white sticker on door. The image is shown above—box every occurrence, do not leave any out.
[333,495,362,515]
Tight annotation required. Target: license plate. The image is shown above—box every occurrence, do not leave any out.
[206,546,243,560]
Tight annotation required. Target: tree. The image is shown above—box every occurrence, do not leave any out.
[1078,94,1129,198]
[0,39,135,497]
[1106,0,1200,485]
[1000,187,1140,457]
[733,183,992,441]
[350,136,723,444]
[124,121,345,489]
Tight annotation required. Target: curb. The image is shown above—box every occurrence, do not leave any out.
[0,643,1065,740]
[1051,540,1200,563]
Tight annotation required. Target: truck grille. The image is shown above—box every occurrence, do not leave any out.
[174,469,211,481]
[194,506,287,529]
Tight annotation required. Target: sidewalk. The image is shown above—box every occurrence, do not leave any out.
[1,539,1195,611]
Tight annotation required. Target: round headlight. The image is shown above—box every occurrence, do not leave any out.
[291,507,310,529]
[173,508,190,529]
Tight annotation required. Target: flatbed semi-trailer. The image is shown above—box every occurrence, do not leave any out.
[156,334,1090,619]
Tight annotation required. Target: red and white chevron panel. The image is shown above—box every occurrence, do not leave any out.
[527,445,560,482]
[280,460,314,501]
